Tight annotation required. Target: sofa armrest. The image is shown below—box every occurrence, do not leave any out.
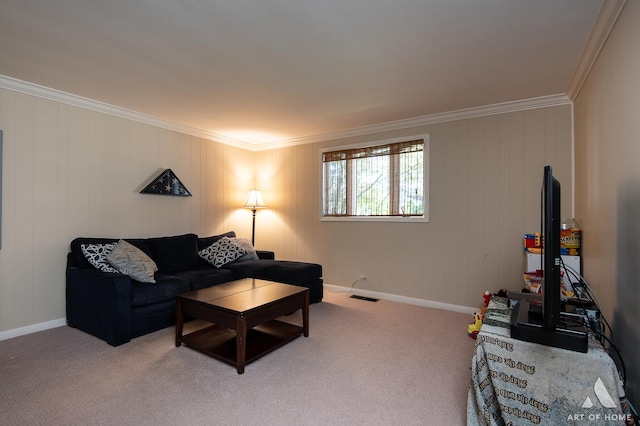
[66,268,133,346]
[256,250,275,260]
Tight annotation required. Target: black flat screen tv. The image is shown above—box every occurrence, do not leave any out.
[510,165,588,352]
[542,165,561,330]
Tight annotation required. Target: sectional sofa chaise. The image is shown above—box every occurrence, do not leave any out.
[66,232,323,346]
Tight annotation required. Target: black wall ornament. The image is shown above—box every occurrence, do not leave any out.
[140,169,192,196]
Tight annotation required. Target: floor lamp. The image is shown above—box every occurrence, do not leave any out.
[244,190,266,246]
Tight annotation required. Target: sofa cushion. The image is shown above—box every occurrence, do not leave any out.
[131,274,190,307]
[107,240,158,283]
[147,233,200,274]
[197,231,236,251]
[123,239,154,258]
[130,299,177,337]
[80,243,119,273]
[222,259,322,285]
[198,237,247,268]
[256,250,275,260]
[170,267,235,291]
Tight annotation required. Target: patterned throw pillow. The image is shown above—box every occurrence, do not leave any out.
[80,243,119,273]
[106,239,158,283]
[198,237,247,268]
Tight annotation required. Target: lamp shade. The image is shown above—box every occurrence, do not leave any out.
[244,190,266,209]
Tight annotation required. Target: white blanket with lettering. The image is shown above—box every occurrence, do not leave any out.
[467,325,629,425]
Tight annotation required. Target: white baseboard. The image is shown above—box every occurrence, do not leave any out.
[0,287,477,342]
[324,284,477,315]
[0,318,67,342]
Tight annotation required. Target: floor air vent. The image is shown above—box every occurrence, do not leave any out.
[350,295,379,302]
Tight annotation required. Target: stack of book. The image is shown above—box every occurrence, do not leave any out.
[483,296,511,328]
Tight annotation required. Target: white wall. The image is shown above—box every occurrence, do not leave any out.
[573,0,640,406]
[255,105,574,308]
[0,88,255,333]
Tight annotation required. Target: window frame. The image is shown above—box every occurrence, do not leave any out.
[320,134,430,223]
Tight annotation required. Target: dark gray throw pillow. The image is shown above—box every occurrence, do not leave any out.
[232,237,259,262]
[106,239,158,283]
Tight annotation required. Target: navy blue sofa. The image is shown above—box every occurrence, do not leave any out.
[66,232,323,346]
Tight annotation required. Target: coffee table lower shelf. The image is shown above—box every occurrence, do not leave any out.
[181,320,304,368]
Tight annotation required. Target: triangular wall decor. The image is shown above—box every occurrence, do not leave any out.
[140,169,192,196]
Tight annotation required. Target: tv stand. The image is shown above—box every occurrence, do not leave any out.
[510,299,589,353]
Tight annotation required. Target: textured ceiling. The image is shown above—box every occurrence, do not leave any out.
[0,0,604,146]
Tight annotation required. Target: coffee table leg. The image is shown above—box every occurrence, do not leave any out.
[175,299,183,347]
[236,314,247,374]
[303,292,309,337]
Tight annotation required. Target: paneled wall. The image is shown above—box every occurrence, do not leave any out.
[573,0,640,406]
[0,88,254,332]
[255,105,573,308]
[0,84,573,334]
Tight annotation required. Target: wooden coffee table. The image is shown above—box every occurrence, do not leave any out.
[175,278,309,374]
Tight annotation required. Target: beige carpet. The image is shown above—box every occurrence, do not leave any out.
[0,291,476,425]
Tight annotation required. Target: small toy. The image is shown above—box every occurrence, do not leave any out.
[468,290,499,339]
[483,290,492,307]
[480,290,492,315]
[523,233,543,253]
[467,312,484,339]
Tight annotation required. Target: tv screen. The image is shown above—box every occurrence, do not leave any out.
[542,165,561,330]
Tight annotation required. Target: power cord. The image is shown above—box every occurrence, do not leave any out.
[326,276,368,293]
[560,261,638,423]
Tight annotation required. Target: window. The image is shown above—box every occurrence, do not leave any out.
[321,135,429,222]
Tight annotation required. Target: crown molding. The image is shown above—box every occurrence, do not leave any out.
[1,74,570,152]
[0,75,256,150]
[254,93,572,151]
[566,0,627,100]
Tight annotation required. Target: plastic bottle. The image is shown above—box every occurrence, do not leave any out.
[560,218,581,256]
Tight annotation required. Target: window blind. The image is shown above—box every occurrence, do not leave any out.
[322,139,424,217]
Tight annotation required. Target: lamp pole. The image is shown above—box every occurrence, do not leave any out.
[250,207,257,246]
